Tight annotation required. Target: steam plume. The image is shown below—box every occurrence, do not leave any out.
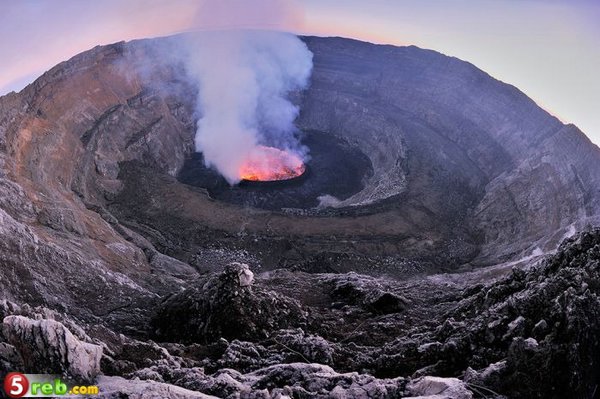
[185,0,313,184]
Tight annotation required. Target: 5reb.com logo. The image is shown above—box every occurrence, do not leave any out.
[3,373,99,397]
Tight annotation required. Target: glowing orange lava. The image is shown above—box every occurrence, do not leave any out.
[239,145,305,181]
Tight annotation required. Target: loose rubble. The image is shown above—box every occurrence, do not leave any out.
[0,229,598,397]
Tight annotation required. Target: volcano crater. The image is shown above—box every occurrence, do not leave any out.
[177,130,374,211]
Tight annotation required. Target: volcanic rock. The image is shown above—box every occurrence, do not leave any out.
[0,229,596,397]
[2,315,102,382]
[406,376,473,399]
[96,375,218,399]
[374,228,600,398]
[244,363,405,398]
[0,342,23,373]
[151,263,307,343]
[329,272,409,314]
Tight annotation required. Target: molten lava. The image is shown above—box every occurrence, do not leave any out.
[239,146,305,182]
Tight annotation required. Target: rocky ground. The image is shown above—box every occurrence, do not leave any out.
[1,229,599,398]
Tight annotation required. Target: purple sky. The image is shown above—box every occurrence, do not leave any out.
[1,0,598,144]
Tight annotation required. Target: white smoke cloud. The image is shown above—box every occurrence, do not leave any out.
[183,0,313,184]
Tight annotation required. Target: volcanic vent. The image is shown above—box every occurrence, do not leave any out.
[178,130,373,210]
[239,145,305,182]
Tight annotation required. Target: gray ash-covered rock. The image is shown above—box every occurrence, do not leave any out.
[328,272,409,314]
[2,316,102,382]
[406,376,473,399]
[451,229,600,398]
[0,229,598,397]
[370,229,600,398]
[148,229,599,398]
[127,230,590,397]
[95,375,218,399]
[151,263,307,343]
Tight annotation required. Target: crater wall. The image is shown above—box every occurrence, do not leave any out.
[0,35,599,317]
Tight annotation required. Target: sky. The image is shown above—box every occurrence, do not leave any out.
[1,0,598,144]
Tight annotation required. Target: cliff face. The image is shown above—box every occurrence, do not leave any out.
[297,37,600,264]
[0,42,198,322]
[0,34,599,318]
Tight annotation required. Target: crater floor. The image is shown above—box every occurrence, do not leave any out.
[177,130,373,210]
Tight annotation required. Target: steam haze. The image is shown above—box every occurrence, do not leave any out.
[185,0,312,183]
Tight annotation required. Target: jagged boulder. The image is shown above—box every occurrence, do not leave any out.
[96,375,218,399]
[329,273,408,314]
[246,363,405,398]
[0,342,23,373]
[216,339,273,373]
[272,328,335,365]
[151,263,307,343]
[406,376,473,399]
[2,315,102,382]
